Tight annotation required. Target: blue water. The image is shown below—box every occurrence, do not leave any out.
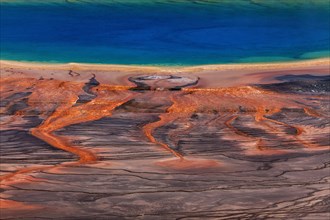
[1,1,329,65]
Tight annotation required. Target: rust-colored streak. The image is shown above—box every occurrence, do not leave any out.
[1,75,328,182]
[1,80,135,182]
[1,63,329,218]
[224,115,250,138]
[224,115,285,155]
[143,111,184,159]
[29,86,135,164]
[31,129,97,163]
[303,107,321,118]
[142,91,200,159]
[33,84,134,154]
[142,90,207,159]
[0,199,41,210]
[0,165,52,183]
[262,117,303,136]
[261,116,323,149]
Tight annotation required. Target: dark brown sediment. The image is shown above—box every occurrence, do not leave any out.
[0,60,329,219]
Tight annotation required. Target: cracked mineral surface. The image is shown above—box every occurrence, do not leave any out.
[0,60,329,219]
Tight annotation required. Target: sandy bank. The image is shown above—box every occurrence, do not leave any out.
[1,58,329,88]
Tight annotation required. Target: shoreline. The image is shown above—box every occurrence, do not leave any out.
[1,58,329,88]
[1,57,329,71]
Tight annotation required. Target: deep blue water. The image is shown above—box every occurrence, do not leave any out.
[1,1,329,65]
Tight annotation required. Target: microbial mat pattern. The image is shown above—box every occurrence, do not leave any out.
[0,62,329,219]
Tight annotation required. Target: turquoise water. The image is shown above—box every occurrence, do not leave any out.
[1,0,329,65]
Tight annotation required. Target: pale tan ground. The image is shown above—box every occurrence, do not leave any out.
[1,58,329,87]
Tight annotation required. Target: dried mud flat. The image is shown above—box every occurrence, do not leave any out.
[0,61,329,219]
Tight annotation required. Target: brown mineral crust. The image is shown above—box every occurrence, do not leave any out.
[0,60,329,219]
